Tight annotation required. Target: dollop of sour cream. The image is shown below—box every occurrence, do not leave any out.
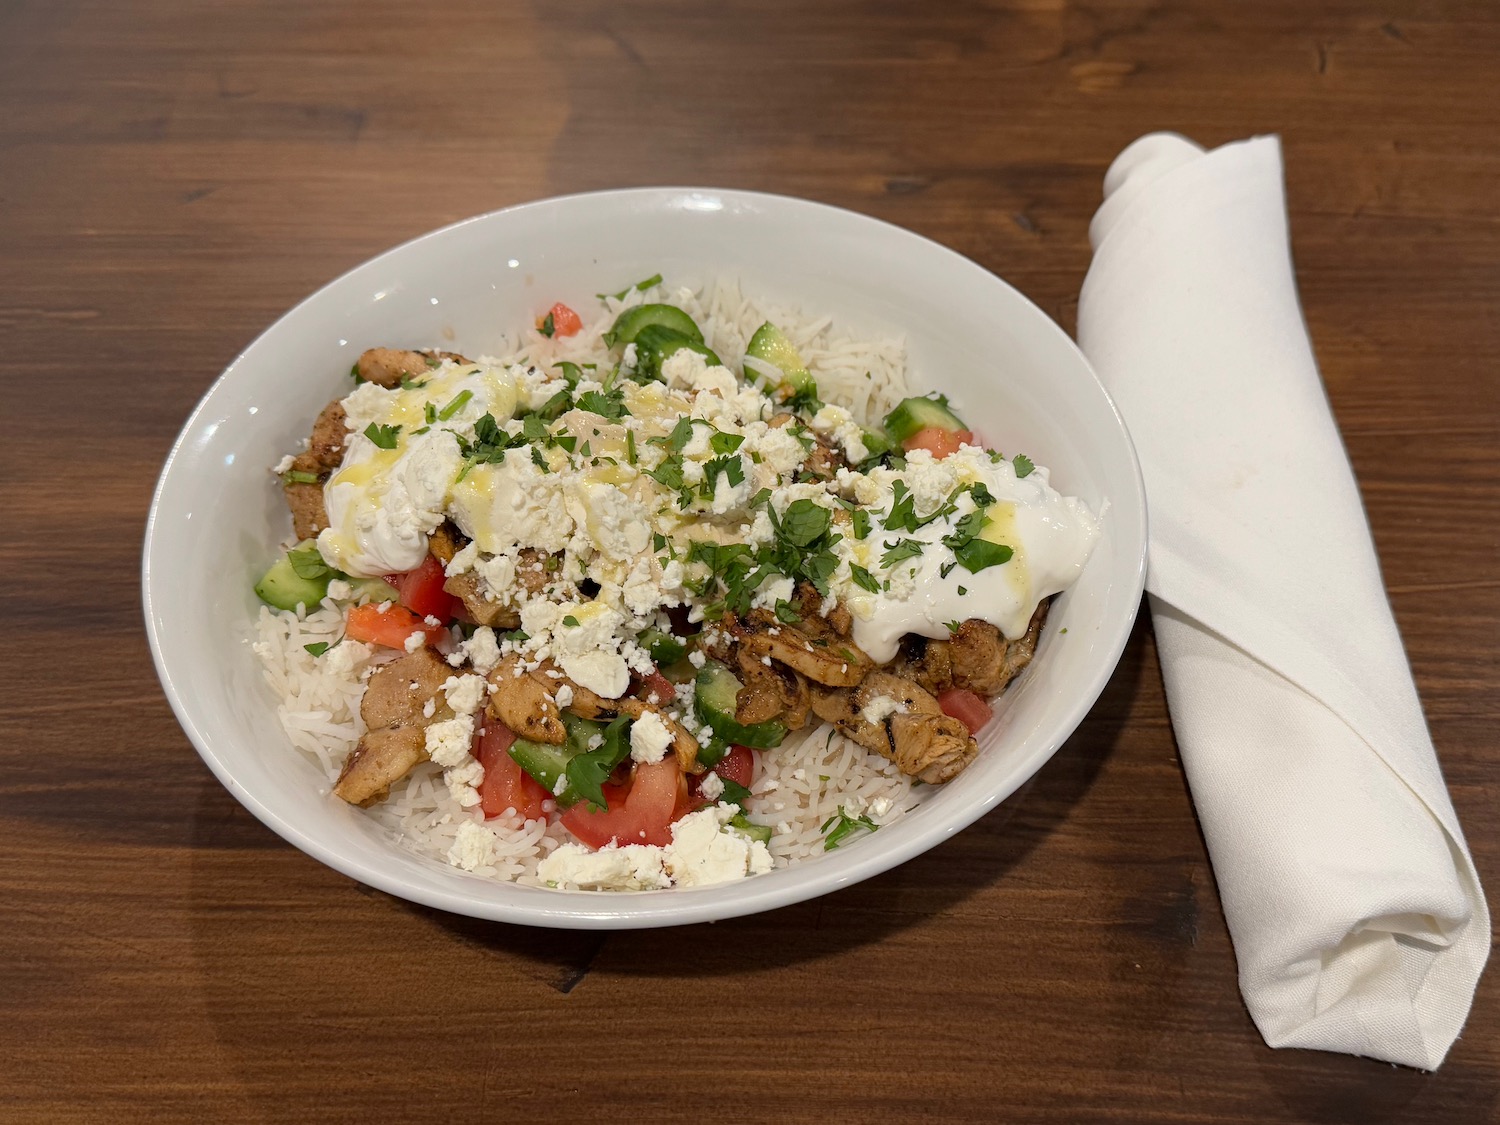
[837,445,1100,663]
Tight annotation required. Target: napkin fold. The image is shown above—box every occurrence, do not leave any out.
[1077,133,1489,1069]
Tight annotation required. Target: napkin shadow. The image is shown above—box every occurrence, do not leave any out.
[414,625,1145,988]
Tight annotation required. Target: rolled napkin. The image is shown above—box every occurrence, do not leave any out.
[1077,133,1489,1069]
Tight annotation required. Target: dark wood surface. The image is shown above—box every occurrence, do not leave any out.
[3,2,1497,1121]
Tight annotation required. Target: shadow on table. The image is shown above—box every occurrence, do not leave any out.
[413,612,1150,988]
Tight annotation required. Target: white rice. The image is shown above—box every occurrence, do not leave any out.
[252,281,919,886]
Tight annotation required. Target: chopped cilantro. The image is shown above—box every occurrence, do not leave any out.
[953,538,1013,573]
[849,564,880,593]
[303,641,331,657]
[363,422,400,450]
[851,508,871,540]
[781,500,831,547]
[398,375,428,390]
[1012,453,1035,478]
[562,615,579,627]
[576,386,628,420]
[564,716,631,811]
[286,544,333,581]
[530,446,548,471]
[556,361,584,386]
[710,431,746,455]
[539,311,556,337]
[879,538,924,569]
[957,585,967,596]
[774,599,802,624]
[945,620,962,633]
[821,806,879,850]
[717,778,752,808]
[702,453,746,496]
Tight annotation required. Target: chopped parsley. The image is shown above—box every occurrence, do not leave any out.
[538,311,556,337]
[576,386,628,420]
[286,544,333,581]
[562,615,579,627]
[303,641,331,657]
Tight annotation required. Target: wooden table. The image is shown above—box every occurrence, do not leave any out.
[3,2,1496,1121]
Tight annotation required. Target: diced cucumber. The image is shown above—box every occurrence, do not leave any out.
[695,735,729,769]
[882,394,970,442]
[743,321,816,396]
[638,626,688,666]
[509,740,576,801]
[858,427,895,460]
[693,659,786,750]
[631,325,722,382]
[346,576,400,603]
[728,813,772,845]
[509,714,606,806]
[605,303,704,347]
[254,552,330,611]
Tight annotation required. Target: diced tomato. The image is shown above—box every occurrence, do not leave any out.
[903,426,976,459]
[938,688,993,735]
[686,745,755,806]
[474,719,549,821]
[382,554,461,622]
[545,302,583,338]
[638,670,676,706]
[714,744,755,788]
[561,759,683,848]
[344,603,448,650]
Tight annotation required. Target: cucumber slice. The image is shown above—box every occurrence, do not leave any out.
[743,321,815,396]
[882,395,969,442]
[638,626,688,666]
[254,551,331,611]
[631,325,722,382]
[695,735,729,769]
[694,660,787,749]
[605,303,704,348]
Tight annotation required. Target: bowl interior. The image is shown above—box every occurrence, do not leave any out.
[144,188,1146,928]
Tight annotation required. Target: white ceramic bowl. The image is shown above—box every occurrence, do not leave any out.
[144,188,1147,928]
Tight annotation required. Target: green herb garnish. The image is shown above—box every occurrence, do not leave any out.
[564,716,632,811]
[821,806,879,850]
[437,389,472,421]
[1012,453,1035,478]
[363,423,400,450]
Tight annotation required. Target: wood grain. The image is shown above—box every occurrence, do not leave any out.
[2,1,1496,1121]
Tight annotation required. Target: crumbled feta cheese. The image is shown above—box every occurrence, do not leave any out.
[425,715,476,768]
[688,649,706,669]
[458,626,501,674]
[554,684,574,710]
[442,674,488,716]
[537,842,671,890]
[663,805,774,886]
[325,578,352,601]
[697,771,725,801]
[629,710,674,765]
[447,820,496,871]
[403,630,426,653]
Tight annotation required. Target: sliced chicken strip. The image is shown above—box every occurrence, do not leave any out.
[333,648,453,806]
[355,347,471,388]
[809,670,977,784]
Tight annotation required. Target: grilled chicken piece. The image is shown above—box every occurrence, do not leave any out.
[729,610,873,687]
[767,413,847,480]
[281,400,349,540]
[810,671,978,784]
[355,347,471,388]
[334,648,453,805]
[902,602,1049,697]
[734,646,811,730]
[485,653,567,744]
[494,659,703,772]
[427,526,546,629]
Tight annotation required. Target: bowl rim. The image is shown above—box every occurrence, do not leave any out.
[142,186,1148,928]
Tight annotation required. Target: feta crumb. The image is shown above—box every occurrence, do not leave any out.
[537,842,670,890]
[447,821,496,871]
[629,710,674,764]
[688,649,706,669]
[403,630,426,653]
[554,684,574,710]
[698,771,725,801]
[425,715,476,768]
[325,578,352,601]
[442,674,488,716]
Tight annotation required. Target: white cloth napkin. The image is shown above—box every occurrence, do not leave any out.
[1077,132,1489,1069]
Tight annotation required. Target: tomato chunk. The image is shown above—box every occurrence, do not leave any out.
[714,745,755,788]
[561,759,682,848]
[383,554,461,623]
[474,719,549,821]
[545,302,583,338]
[638,670,676,706]
[345,603,448,650]
[938,688,993,735]
[903,426,976,458]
